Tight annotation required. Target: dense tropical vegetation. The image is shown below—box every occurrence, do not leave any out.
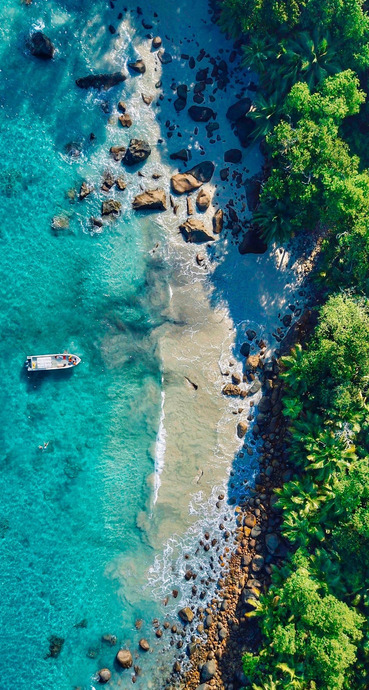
[218,0,369,687]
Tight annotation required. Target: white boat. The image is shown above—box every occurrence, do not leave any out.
[26,353,81,371]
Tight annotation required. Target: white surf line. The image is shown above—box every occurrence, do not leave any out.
[153,385,167,506]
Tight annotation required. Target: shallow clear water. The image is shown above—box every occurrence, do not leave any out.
[0,2,168,687]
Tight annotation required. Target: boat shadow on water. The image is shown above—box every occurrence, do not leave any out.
[21,365,75,391]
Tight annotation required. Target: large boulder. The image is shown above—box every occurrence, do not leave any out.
[178,607,194,623]
[171,161,215,194]
[29,31,55,59]
[212,209,223,234]
[188,105,215,122]
[116,649,133,668]
[239,229,267,255]
[196,189,211,211]
[222,383,241,396]
[179,218,215,243]
[200,660,217,682]
[237,421,248,439]
[76,72,126,89]
[123,139,151,166]
[132,189,166,211]
[226,97,251,122]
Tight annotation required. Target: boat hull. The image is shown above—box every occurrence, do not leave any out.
[26,353,81,371]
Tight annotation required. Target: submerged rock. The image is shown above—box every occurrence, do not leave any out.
[179,218,215,243]
[123,139,151,166]
[46,635,64,658]
[188,105,215,122]
[101,199,121,216]
[171,161,215,194]
[226,97,251,122]
[29,31,55,59]
[132,189,166,211]
[235,116,256,147]
[170,148,189,162]
[158,50,173,64]
[116,649,133,668]
[224,148,242,163]
[76,72,126,89]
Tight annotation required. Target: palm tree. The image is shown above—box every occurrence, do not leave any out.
[253,198,294,243]
[279,30,341,90]
[247,91,285,139]
[242,36,281,82]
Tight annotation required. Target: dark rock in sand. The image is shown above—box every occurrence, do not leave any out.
[212,208,223,234]
[110,145,126,161]
[178,607,194,623]
[224,148,242,163]
[235,116,256,147]
[76,72,126,89]
[102,199,121,216]
[46,635,64,658]
[226,97,251,122]
[141,93,153,105]
[170,149,189,162]
[152,36,162,49]
[239,229,267,255]
[196,188,211,211]
[128,59,146,74]
[123,139,151,166]
[266,532,281,555]
[132,189,166,211]
[188,105,215,122]
[179,218,215,243]
[98,668,111,683]
[245,175,262,212]
[171,161,215,194]
[116,649,133,668]
[29,31,55,59]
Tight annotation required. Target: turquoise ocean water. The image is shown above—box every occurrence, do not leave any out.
[0,2,170,687]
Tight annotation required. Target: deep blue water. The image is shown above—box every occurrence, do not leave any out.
[0,2,168,687]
